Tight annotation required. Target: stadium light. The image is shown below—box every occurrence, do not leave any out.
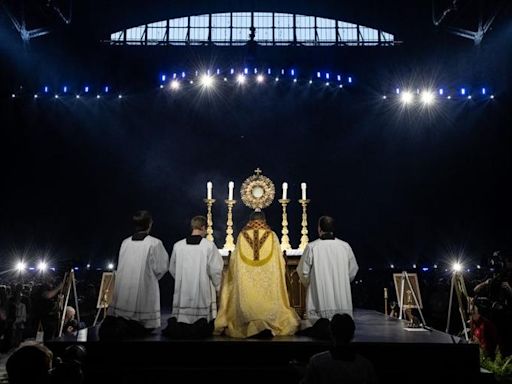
[400,90,414,105]
[256,75,264,83]
[420,90,435,105]
[236,74,245,84]
[16,261,26,272]
[452,262,462,272]
[200,74,214,88]
[170,80,180,90]
[37,261,48,272]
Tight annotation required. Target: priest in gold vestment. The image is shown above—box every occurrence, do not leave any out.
[215,211,300,338]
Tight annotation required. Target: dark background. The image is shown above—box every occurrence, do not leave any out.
[1,0,511,272]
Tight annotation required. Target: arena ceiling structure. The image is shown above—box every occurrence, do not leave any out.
[0,0,511,270]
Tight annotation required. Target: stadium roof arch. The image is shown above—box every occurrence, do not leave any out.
[109,11,396,47]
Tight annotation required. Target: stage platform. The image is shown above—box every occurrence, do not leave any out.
[47,309,484,384]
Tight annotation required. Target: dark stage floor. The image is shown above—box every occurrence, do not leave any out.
[47,309,483,383]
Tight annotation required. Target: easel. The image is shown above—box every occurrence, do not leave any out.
[57,269,80,337]
[445,270,470,341]
[396,271,427,327]
[93,272,115,326]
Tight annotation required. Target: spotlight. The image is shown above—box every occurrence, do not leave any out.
[413,264,417,269]
[37,261,48,272]
[400,90,414,105]
[244,68,248,74]
[390,264,394,269]
[16,261,26,272]
[223,77,228,82]
[86,264,91,269]
[104,86,109,93]
[236,74,245,84]
[452,262,462,272]
[460,88,466,96]
[395,88,400,94]
[118,94,123,99]
[96,94,101,99]
[337,75,341,81]
[75,95,80,99]
[161,74,166,82]
[159,85,164,89]
[490,95,495,99]
[181,72,186,78]
[189,80,194,84]
[170,80,180,90]
[256,74,264,83]
[309,80,313,84]
[317,72,321,78]
[439,88,444,95]
[447,95,452,100]
[420,90,435,105]
[382,95,387,99]
[325,82,330,86]
[267,68,271,74]
[107,263,114,270]
[200,74,214,87]
[54,94,59,99]
[348,77,353,83]
[293,78,297,83]
[291,69,295,76]
[467,95,472,100]
[433,264,438,269]
[44,86,49,93]
[326,73,330,80]
[63,86,68,93]
[477,265,481,269]
[338,84,343,88]
[275,77,279,82]
[481,88,486,95]
[84,86,89,93]
[34,94,38,99]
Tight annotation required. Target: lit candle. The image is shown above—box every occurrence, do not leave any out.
[301,182,307,200]
[228,181,234,200]
[282,182,288,200]
[207,181,213,200]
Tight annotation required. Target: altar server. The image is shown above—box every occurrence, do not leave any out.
[297,216,359,326]
[164,215,224,338]
[108,210,169,332]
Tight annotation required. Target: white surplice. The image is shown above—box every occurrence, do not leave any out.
[297,238,359,322]
[108,235,169,328]
[169,237,224,324]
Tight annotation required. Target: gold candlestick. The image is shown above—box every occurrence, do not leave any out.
[223,199,236,251]
[204,198,216,242]
[298,199,310,250]
[278,199,291,251]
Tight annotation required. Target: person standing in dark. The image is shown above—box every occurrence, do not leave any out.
[31,277,64,341]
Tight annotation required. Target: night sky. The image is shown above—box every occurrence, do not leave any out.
[1,0,511,271]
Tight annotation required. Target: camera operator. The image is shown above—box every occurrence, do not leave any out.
[474,250,512,356]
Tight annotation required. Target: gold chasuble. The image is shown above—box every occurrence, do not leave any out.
[215,219,300,338]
